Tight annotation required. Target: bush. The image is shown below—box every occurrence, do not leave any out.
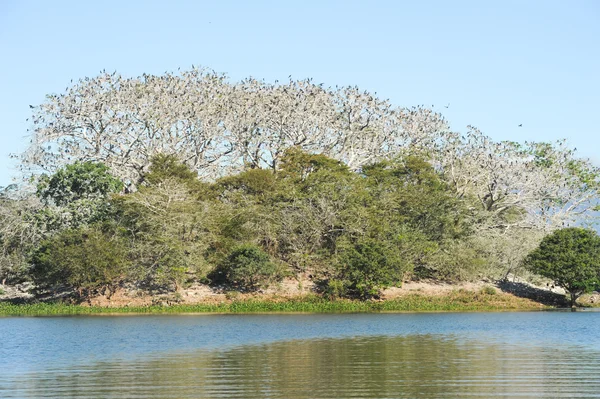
[221,244,280,290]
[31,227,130,298]
[323,279,349,299]
[416,240,487,282]
[0,252,30,285]
[337,237,410,299]
[480,286,497,295]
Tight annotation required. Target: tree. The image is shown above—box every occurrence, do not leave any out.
[113,157,215,290]
[335,237,409,299]
[524,227,600,307]
[22,68,446,185]
[220,244,280,290]
[34,161,124,231]
[36,161,123,206]
[433,127,600,231]
[15,67,600,299]
[30,227,130,299]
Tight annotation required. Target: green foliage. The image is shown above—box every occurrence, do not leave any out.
[30,227,130,298]
[37,161,123,206]
[336,237,410,299]
[0,252,29,285]
[417,240,487,282]
[363,156,472,241]
[33,162,123,232]
[114,186,214,289]
[215,169,277,198]
[221,244,280,290]
[480,286,497,295]
[524,227,600,306]
[143,154,202,189]
[0,291,546,316]
[15,151,501,299]
[278,147,350,181]
[323,279,349,299]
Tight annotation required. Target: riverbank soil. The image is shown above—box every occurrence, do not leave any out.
[2,278,598,308]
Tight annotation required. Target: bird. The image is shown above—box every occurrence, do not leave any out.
[444,103,450,108]
[518,124,523,127]
[29,105,34,109]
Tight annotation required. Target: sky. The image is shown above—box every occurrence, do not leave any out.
[0,0,598,187]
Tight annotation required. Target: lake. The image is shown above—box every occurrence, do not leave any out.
[1,311,599,398]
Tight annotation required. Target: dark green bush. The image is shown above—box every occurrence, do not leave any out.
[336,237,409,299]
[31,227,130,298]
[221,244,280,290]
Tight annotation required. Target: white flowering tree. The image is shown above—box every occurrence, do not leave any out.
[21,67,599,235]
[22,68,448,187]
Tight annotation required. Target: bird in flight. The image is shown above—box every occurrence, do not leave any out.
[444,103,450,108]
[518,124,523,127]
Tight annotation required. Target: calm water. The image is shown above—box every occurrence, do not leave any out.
[1,311,599,398]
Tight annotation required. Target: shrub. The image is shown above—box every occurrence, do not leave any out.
[417,240,487,282]
[221,244,280,290]
[31,227,130,299]
[481,286,497,295]
[323,279,349,299]
[337,237,410,299]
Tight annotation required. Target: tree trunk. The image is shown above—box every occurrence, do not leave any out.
[570,291,578,308]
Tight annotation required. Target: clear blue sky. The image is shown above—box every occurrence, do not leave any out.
[1,0,598,187]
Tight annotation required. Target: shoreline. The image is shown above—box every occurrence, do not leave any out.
[2,279,597,317]
[0,291,553,316]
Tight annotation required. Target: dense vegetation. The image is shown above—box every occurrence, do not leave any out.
[0,290,546,316]
[1,68,599,303]
[524,228,600,307]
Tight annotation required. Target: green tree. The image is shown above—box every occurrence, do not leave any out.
[336,237,410,299]
[278,147,349,181]
[30,226,130,299]
[142,154,204,191]
[362,156,472,241]
[35,161,124,231]
[524,227,600,307]
[220,244,280,290]
[114,161,214,290]
[37,161,123,206]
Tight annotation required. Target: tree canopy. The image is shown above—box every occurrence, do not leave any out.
[524,227,600,307]
[1,67,599,301]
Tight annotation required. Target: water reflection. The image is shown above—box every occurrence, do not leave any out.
[5,334,600,398]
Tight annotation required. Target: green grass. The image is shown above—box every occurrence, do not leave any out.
[0,291,548,316]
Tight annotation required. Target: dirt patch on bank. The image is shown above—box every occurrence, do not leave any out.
[6,277,596,309]
[87,278,318,307]
[382,281,490,299]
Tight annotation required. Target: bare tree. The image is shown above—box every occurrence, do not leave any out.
[22,68,449,187]
[431,126,600,231]
[21,67,598,234]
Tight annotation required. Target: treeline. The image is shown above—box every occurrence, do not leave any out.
[3,150,501,299]
[1,68,599,300]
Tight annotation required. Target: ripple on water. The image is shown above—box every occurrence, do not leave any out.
[1,312,599,398]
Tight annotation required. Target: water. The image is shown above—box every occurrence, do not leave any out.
[1,311,599,398]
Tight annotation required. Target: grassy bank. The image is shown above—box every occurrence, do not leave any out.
[0,290,548,316]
